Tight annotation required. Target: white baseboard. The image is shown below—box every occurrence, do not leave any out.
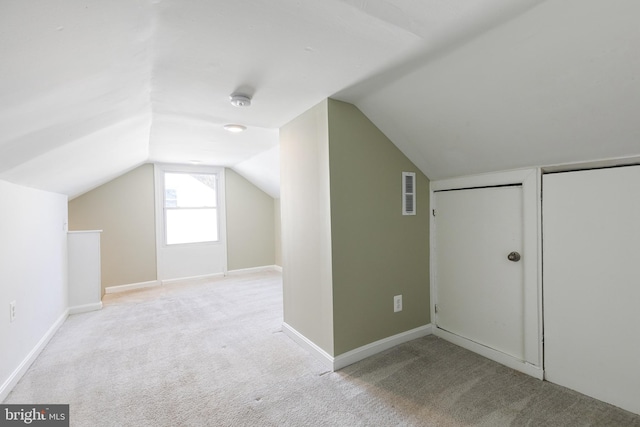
[0,309,69,402]
[105,280,161,294]
[227,265,281,276]
[282,323,433,372]
[282,322,334,371]
[433,327,544,380]
[273,265,282,272]
[334,324,433,370]
[105,268,280,294]
[161,273,224,286]
[68,302,103,315]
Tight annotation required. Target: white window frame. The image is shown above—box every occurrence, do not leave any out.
[163,171,219,246]
[155,164,225,248]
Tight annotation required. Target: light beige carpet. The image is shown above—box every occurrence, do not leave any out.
[4,271,640,426]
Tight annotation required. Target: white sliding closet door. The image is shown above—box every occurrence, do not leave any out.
[543,165,640,415]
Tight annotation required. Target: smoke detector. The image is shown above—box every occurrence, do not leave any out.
[230,93,251,107]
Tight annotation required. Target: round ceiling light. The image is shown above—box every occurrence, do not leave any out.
[229,93,252,107]
[223,124,247,133]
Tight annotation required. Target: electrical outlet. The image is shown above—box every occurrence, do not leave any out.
[9,301,16,322]
[394,295,402,313]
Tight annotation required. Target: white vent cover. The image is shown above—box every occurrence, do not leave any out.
[402,172,416,215]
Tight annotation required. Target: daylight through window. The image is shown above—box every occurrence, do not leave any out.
[164,172,218,245]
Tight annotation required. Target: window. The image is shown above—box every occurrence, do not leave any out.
[164,172,218,245]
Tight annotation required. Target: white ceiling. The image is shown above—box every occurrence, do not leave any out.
[1,0,639,199]
[342,0,640,179]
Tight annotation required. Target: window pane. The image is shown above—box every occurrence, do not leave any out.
[166,208,218,245]
[165,173,216,208]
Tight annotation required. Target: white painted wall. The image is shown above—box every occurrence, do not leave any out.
[543,166,640,415]
[154,164,227,281]
[0,180,68,401]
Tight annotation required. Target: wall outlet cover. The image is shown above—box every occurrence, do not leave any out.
[9,301,16,322]
[394,295,402,312]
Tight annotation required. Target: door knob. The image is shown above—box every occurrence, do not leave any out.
[507,251,521,262]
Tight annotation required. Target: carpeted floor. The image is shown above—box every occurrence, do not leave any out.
[4,271,640,426]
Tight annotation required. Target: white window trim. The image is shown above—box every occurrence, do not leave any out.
[154,164,227,248]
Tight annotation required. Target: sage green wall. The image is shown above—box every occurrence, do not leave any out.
[68,164,157,293]
[327,99,430,355]
[280,99,335,355]
[226,168,275,270]
[274,199,282,267]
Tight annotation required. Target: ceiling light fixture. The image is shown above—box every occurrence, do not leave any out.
[229,93,252,107]
[224,124,247,133]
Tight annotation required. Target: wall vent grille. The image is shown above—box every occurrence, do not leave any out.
[402,172,416,215]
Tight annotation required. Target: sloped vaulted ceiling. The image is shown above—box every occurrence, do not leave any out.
[0,0,153,198]
[339,0,640,179]
[1,0,639,199]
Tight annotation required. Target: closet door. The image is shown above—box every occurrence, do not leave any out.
[431,168,542,377]
[434,186,525,361]
[543,165,640,415]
